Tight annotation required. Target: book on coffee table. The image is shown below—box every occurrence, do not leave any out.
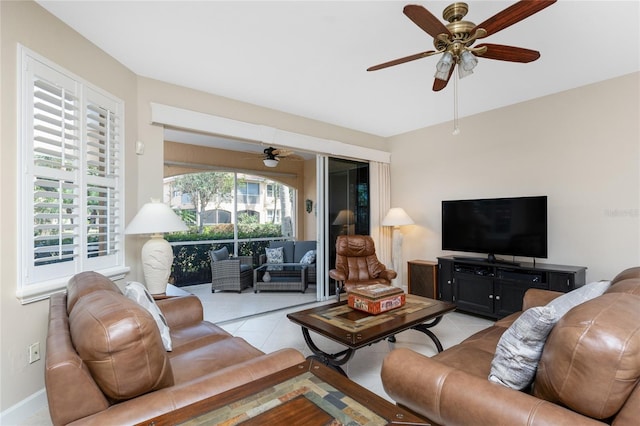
[348,284,405,314]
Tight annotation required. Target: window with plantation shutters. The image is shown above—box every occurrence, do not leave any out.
[18,47,126,303]
[85,92,121,263]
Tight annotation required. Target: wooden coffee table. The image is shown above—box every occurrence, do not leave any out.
[287,294,456,375]
[136,360,429,426]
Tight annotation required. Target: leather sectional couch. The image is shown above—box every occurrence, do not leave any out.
[45,271,305,425]
[381,266,640,425]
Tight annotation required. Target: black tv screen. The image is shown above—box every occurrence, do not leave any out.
[442,196,548,260]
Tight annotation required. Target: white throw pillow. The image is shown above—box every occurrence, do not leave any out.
[546,280,611,318]
[489,306,558,389]
[266,246,284,264]
[299,250,316,265]
[123,281,172,351]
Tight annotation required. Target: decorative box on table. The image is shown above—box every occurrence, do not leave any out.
[348,284,405,314]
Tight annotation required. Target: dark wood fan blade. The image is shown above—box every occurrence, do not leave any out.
[404,5,451,38]
[472,0,556,37]
[367,50,436,71]
[433,65,455,92]
[476,44,540,62]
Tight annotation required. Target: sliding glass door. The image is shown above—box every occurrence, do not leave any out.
[327,158,370,295]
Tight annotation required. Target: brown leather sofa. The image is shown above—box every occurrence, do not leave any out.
[381,266,640,425]
[45,271,305,425]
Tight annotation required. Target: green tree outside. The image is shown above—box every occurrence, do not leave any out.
[171,172,234,233]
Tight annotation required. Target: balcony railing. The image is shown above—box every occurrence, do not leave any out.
[169,237,288,286]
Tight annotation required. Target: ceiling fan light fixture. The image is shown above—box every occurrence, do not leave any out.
[458,63,473,79]
[459,50,478,71]
[434,52,453,80]
[263,158,279,168]
[436,52,453,71]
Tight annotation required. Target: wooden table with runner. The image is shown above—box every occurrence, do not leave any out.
[287,294,456,375]
[136,359,429,426]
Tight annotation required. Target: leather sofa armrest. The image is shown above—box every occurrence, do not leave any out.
[329,269,346,281]
[381,348,604,426]
[522,288,564,311]
[379,269,398,281]
[68,348,306,426]
[156,295,204,328]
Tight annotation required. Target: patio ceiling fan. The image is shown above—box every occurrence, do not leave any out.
[259,147,303,168]
[367,1,556,91]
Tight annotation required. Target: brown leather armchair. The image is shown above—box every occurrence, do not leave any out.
[329,235,397,299]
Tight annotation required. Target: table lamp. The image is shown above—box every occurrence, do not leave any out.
[333,209,355,235]
[382,207,414,292]
[125,200,188,294]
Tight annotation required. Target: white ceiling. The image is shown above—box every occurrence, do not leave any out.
[38,1,639,139]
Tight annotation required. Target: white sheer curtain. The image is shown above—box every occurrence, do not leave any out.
[369,162,392,269]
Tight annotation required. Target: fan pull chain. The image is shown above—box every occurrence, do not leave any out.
[453,70,460,135]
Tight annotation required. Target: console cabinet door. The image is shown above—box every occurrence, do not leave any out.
[455,274,494,316]
[494,280,535,318]
[549,272,574,292]
[438,259,454,302]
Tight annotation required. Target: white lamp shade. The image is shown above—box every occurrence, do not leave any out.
[333,209,355,225]
[382,207,414,227]
[125,200,188,235]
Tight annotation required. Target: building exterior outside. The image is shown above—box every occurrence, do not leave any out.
[163,172,295,236]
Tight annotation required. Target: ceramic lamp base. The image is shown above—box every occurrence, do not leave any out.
[141,234,173,294]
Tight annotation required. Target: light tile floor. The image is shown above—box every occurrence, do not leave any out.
[217,302,494,401]
[22,287,493,425]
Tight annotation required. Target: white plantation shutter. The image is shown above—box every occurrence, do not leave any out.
[19,47,126,302]
[84,90,121,267]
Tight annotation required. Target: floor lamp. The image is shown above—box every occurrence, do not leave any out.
[382,208,414,293]
[125,200,188,294]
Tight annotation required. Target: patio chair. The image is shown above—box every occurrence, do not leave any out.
[209,247,253,293]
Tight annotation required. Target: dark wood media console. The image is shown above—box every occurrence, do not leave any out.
[438,255,587,319]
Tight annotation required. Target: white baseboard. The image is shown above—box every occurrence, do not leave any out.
[0,388,48,425]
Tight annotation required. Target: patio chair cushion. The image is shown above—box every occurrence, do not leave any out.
[211,247,230,261]
[266,246,284,264]
[299,250,316,265]
[293,241,316,263]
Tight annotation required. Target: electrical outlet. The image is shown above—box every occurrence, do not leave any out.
[29,342,40,363]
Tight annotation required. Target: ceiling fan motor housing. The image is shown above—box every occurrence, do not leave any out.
[436,2,478,55]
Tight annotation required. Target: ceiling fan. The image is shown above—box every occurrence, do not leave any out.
[367,1,556,91]
[261,147,301,167]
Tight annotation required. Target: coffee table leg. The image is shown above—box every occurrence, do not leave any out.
[301,327,355,376]
[411,316,445,352]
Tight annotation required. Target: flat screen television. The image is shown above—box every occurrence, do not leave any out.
[442,196,548,262]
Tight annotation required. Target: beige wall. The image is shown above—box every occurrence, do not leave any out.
[388,72,640,281]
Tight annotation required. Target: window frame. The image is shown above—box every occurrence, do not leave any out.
[17,46,128,303]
